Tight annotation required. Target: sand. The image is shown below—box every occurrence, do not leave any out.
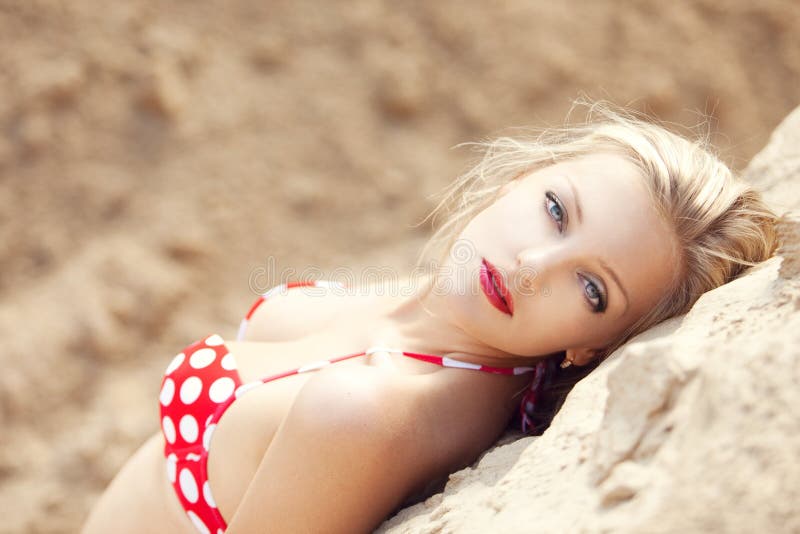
[1,1,799,532]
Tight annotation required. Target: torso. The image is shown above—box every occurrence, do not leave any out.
[83,281,531,534]
[209,285,457,522]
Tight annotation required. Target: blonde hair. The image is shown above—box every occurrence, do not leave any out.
[415,101,779,431]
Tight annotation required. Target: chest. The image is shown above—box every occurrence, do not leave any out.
[205,321,441,522]
[202,284,526,522]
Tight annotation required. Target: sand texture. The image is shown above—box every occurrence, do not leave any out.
[1,1,799,532]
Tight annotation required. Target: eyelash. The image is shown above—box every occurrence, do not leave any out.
[543,190,608,313]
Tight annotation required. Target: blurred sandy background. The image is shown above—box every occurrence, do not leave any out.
[0,1,798,532]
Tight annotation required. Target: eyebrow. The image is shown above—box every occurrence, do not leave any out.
[564,175,583,225]
[598,258,630,316]
[563,174,630,316]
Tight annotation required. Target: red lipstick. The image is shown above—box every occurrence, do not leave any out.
[479,258,514,316]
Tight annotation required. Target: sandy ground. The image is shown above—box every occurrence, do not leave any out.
[0,1,798,532]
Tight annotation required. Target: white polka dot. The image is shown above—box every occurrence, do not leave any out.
[205,334,224,346]
[235,381,261,399]
[186,511,210,534]
[203,480,217,508]
[220,353,236,371]
[208,377,235,403]
[180,376,203,404]
[218,530,224,534]
[165,353,185,375]
[166,453,177,483]
[189,348,217,369]
[179,468,199,503]
[179,414,199,443]
[162,416,176,444]
[203,424,216,451]
[186,453,202,462]
[205,414,214,427]
[159,378,175,406]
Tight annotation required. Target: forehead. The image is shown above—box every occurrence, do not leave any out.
[525,152,649,205]
[523,152,679,318]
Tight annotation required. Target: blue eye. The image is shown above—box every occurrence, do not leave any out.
[544,191,565,232]
[581,276,607,313]
[545,190,608,314]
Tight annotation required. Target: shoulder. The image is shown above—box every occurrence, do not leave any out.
[290,363,507,476]
[224,366,441,532]
[226,365,515,532]
[285,365,453,508]
[291,364,426,444]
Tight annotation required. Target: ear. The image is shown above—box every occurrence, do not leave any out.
[564,347,603,367]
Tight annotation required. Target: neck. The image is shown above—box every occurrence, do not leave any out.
[367,273,541,369]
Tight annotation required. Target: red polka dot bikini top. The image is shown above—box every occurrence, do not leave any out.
[159,280,538,534]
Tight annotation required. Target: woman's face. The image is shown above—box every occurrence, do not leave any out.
[440,152,679,365]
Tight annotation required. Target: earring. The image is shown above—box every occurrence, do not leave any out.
[560,355,573,369]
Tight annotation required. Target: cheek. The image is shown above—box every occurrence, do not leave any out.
[511,279,588,350]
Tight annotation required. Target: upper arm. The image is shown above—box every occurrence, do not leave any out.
[224,366,435,534]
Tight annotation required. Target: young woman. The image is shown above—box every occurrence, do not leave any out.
[82,104,778,534]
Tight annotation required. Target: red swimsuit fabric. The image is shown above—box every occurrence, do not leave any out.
[159,334,240,534]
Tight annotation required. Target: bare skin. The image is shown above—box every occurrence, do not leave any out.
[82,283,531,533]
[83,152,679,533]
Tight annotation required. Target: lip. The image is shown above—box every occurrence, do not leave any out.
[480,258,514,316]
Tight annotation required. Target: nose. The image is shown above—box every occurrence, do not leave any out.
[513,243,571,294]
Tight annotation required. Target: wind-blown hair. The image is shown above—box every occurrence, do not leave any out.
[415,100,779,434]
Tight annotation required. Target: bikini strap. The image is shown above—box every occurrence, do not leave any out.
[238,281,536,376]
[365,346,535,376]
